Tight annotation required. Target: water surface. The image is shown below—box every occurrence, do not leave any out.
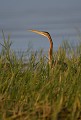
[0,0,81,52]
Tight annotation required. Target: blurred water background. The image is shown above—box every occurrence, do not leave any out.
[0,0,81,53]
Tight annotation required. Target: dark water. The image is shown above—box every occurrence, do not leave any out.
[0,0,81,52]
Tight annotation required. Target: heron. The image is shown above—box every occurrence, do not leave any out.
[28,29,53,66]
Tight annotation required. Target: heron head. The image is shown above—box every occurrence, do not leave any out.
[28,29,51,39]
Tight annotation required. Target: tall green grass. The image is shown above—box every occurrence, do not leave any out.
[0,32,81,120]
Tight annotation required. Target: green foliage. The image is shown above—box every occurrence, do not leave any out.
[0,32,81,119]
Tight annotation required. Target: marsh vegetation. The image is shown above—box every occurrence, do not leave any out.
[0,32,81,120]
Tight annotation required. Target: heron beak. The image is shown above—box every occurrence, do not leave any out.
[28,29,47,37]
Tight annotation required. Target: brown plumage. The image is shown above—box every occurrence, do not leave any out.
[28,29,53,65]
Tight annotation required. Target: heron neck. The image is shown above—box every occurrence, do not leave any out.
[47,36,53,66]
[48,36,53,49]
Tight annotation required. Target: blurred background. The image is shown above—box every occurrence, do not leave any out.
[0,0,81,52]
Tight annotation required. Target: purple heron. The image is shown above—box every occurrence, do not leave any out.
[28,29,53,66]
